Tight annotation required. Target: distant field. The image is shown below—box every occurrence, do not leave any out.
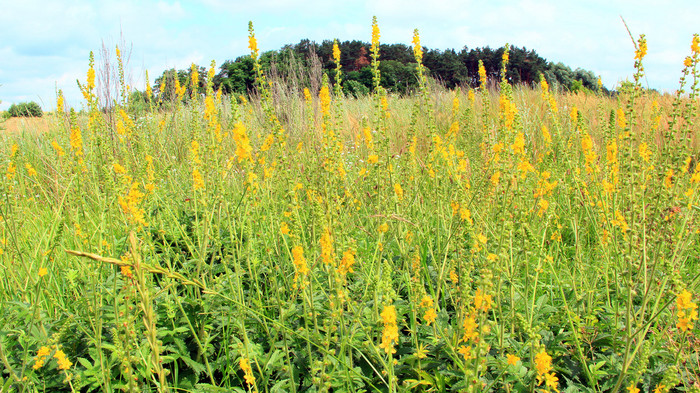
[2,116,53,135]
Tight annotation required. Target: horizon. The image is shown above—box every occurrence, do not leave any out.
[1,1,699,111]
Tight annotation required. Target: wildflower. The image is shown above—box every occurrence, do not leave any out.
[118,182,147,227]
[490,171,501,187]
[319,84,331,117]
[239,357,256,387]
[113,163,127,175]
[51,140,65,156]
[420,296,437,325]
[248,21,259,59]
[638,143,651,163]
[542,125,552,145]
[412,29,423,63]
[676,289,698,332]
[54,349,72,370]
[378,222,389,234]
[371,16,380,54]
[538,199,550,217]
[534,349,557,391]
[338,249,356,276]
[379,305,399,355]
[457,345,473,360]
[393,183,404,200]
[423,308,437,325]
[319,227,334,265]
[664,170,673,189]
[38,268,48,278]
[692,34,700,55]
[462,314,478,342]
[121,265,133,279]
[478,60,487,88]
[280,222,290,236]
[570,106,578,124]
[232,122,252,162]
[56,90,64,114]
[291,245,309,288]
[332,40,341,64]
[627,384,640,393]
[506,354,520,366]
[512,132,525,155]
[33,346,51,370]
[617,108,627,129]
[473,288,492,313]
[635,35,647,61]
[192,169,204,191]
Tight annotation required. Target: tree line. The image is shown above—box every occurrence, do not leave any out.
[150,39,605,104]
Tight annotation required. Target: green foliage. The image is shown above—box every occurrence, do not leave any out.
[7,101,43,117]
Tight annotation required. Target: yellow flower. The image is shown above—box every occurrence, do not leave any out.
[635,36,647,61]
[676,289,698,332]
[617,108,627,129]
[423,308,437,325]
[319,84,331,117]
[379,305,398,354]
[248,21,259,59]
[512,132,525,155]
[490,171,501,187]
[664,169,673,189]
[378,222,389,234]
[332,40,341,64]
[319,227,334,265]
[121,265,133,279]
[692,34,700,55]
[412,29,423,62]
[371,16,380,53]
[338,249,356,276]
[457,345,473,360]
[54,349,73,370]
[473,288,493,312]
[291,245,309,288]
[192,169,205,191]
[393,183,404,200]
[627,384,640,393]
[38,268,48,278]
[506,354,520,366]
[535,350,553,375]
[544,372,559,391]
[478,60,487,88]
[462,314,478,342]
[280,222,290,236]
[239,357,256,387]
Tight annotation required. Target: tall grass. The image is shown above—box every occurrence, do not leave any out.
[1,23,699,393]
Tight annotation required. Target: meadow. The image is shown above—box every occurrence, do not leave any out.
[1,20,699,393]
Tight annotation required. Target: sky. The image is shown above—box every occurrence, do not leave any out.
[1,0,699,111]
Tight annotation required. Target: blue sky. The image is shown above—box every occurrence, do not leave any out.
[1,0,699,111]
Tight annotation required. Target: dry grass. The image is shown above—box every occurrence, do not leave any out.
[1,116,53,135]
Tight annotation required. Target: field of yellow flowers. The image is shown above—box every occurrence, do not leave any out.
[1,20,699,393]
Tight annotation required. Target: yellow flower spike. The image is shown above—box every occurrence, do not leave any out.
[248,21,259,60]
[239,358,256,387]
[635,35,647,61]
[379,305,398,354]
[478,60,487,89]
[506,354,520,366]
[412,29,422,63]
